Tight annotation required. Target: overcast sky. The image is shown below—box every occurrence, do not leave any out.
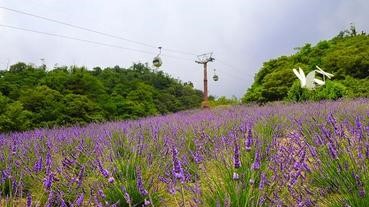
[0,0,368,98]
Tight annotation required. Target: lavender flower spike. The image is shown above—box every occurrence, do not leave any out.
[251,151,261,170]
[43,172,54,190]
[26,193,32,207]
[172,146,185,182]
[33,157,42,173]
[136,167,148,196]
[259,173,267,189]
[45,152,52,175]
[97,159,110,178]
[327,142,338,160]
[121,186,132,205]
[245,126,253,151]
[74,193,84,206]
[234,141,241,169]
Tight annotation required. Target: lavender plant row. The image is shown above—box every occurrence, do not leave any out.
[1,99,369,206]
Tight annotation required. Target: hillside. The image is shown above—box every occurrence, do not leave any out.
[0,63,203,132]
[242,28,369,103]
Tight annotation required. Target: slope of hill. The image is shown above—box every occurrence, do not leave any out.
[242,28,369,103]
[0,63,203,132]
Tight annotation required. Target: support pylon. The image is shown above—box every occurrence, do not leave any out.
[195,53,215,108]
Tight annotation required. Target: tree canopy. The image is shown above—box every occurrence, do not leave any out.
[0,63,203,132]
[242,27,369,103]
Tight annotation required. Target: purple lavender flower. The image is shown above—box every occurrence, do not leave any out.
[359,187,366,198]
[61,199,68,207]
[144,199,151,206]
[43,172,54,190]
[353,173,366,198]
[366,142,369,159]
[314,134,324,146]
[302,162,311,173]
[121,186,132,205]
[1,170,10,183]
[98,189,106,199]
[289,170,301,186]
[26,193,32,207]
[251,151,261,170]
[108,176,115,183]
[11,142,16,155]
[172,146,185,182]
[62,157,74,168]
[233,141,241,169]
[192,151,203,164]
[93,195,103,207]
[97,159,109,178]
[355,116,363,141]
[273,192,283,207]
[245,126,253,151]
[259,173,267,189]
[303,199,314,207]
[167,182,176,194]
[74,193,84,206]
[328,113,342,137]
[358,145,364,159]
[45,152,52,175]
[308,145,317,158]
[293,162,301,170]
[77,166,85,187]
[320,125,332,142]
[327,142,338,160]
[258,196,266,206]
[33,157,42,173]
[111,201,120,207]
[46,190,54,207]
[158,176,171,184]
[12,180,17,194]
[136,167,148,196]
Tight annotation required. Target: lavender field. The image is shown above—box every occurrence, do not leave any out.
[1,99,369,207]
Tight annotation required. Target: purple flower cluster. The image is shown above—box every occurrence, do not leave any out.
[0,99,368,206]
[233,140,241,169]
[136,167,148,196]
[172,146,185,182]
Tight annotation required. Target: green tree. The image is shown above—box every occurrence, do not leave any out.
[126,82,158,117]
[243,28,369,103]
[0,62,203,132]
[209,96,240,107]
[19,86,63,127]
[0,92,8,114]
[59,94,104,125]
[0,101,33,132]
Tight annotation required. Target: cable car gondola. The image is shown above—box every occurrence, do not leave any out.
[213,69,219,81]
[153,46,162,68]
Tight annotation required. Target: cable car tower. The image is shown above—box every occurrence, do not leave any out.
[195,52,215,108]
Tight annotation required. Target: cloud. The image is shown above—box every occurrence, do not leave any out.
[0,8,4,24]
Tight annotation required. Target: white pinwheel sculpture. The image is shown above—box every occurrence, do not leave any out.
[292,66,334,90]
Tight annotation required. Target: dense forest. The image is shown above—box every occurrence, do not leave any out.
[242,26,369,103]
[0,63,203,132]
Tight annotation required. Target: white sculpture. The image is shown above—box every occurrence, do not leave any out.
[292,66,334,90]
